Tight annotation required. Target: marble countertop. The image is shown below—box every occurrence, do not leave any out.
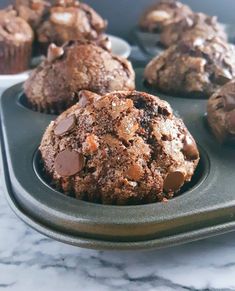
[1,51,235,291]
[1,180,235,291]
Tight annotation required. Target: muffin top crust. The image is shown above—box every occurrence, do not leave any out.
[160,12,227,48]
[14,0,50,29]
[207,79,235,144]
[139,0,192,32]
[0,6,34,43]
[36,0,107,46]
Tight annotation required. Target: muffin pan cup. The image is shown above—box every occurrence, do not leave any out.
[1,68,235,250]
[132,24,235,58]
[132,28,164,57]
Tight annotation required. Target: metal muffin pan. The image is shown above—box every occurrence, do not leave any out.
[132,28,164,57]
[1,68,235,250]
[132,24,235,57]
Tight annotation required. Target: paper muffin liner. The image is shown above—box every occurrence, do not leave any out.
[0,40,32,75]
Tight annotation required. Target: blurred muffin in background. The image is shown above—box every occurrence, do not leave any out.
[24,40,135,113]
[139,0,192,32]
[160,13,227,48]
[0,6,34,74]
[144,37,235,98]
[36,0,108,54]
[14,0,50,29]
[207,79,235,144]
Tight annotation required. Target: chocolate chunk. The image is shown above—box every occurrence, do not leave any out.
[55,0,79,7]
[182,135,199,160]
[55,149,84,176]
[54,115,75,136]
[78,90,100,108]
[163,171,185,192]
[47,43,64,62]
[125,163,143,181]
[227,110,235,134]
[223,93,235,111]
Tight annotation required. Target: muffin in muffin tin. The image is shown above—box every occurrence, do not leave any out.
[39,90,199,205]
[207,80,235,145]
[144,37,235,98]
[24,40,135,113]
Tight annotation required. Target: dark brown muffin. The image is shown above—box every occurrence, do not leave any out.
[160,13,227,48]
[39,90,200,205]
[24,41,135,113]
[139,0,192,32]
[14,0,50,30]
[207,80,235,144]
[144,37,235,98]
[0,6,34,74]
[36,0,107,54]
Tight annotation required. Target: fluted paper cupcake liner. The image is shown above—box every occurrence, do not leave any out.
[0,40,32,75]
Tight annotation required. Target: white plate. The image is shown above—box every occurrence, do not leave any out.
[0,71,29,90]
[109,34,131,58]
[0,35,131,90]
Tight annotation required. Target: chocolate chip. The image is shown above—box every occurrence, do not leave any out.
[182,135,199,160]
[163,171,185,192]
[223,93,235,111]
[54,115,75,136]
[55,149,85,177]
[47,43,64,62]
[227,110,235,134]
[78,90,100,108]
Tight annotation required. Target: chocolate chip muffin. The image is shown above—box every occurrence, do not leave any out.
[36,0,107,54]
[139,0,192,32]
[207,80,235,144]
[144,37,235,98]
[39,90,200,205]
[14,0,50,29]
[160,13,227,48]
[24,41,135,113]
[0,6,34,74]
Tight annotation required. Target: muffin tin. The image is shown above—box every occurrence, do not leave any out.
[133,23,235,57]
[1,68,235,250]
[132,28,164,57]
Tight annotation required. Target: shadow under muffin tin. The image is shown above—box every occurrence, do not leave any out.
[0,68,235,250]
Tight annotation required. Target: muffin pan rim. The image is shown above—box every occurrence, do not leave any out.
[132,24,235,58]
[2,143,235,250]
[1,69,235,249]
[32,146,210,208]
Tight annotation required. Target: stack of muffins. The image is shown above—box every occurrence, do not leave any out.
[0,0,109,74]
[140,0,235,145]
